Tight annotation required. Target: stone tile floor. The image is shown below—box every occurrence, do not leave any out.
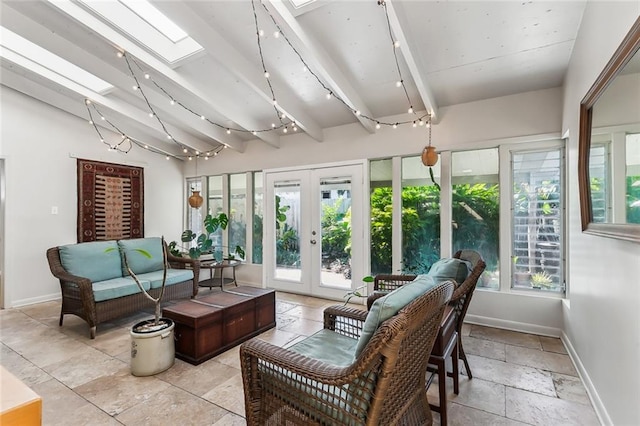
[0,290,600,425]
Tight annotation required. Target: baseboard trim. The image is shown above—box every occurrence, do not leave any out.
[561,332,611,426]
[465,314,561,337]
[10,293,60,308]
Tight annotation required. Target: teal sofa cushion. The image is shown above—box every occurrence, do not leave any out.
[59,241,123,283]
[92,277,150,302]
[354,275,439,358]
[289,329,359,367]
[427,258,472,286]
[118,237,164,275]
[136,269,194,289]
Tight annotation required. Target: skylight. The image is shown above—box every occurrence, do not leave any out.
[75,0,203,64]
[0,26,113,94]
[289,0,317,8]
[119,0,187,43]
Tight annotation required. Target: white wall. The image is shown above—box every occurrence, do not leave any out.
[0,86,185,307]
[191,87,563,176]
[562,4,640,426]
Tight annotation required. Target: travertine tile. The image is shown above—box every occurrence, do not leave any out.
[156,358,239,396]
[279,317,324,336]
[115,385,228,425]
[449,377,507,416]
[470,325,541,349]
[275,300,298,314]
[284,305,326,321]
[466,354,556,397]
[552,372,591,406]
[2,294,601,426]
[43,346,127,388]
[540,336,568,354]
[447,402,529,425]
[256,327,300,347]
[505,345,577,376]
[214,344,242,369]
[74,366,171,415]
[506,386,600,426]
[31,378,93,425]
[1,343,52,387]
[214,412,247,425]
[461,323,472,337]
[462,335,506,361]
[202,371,245,416]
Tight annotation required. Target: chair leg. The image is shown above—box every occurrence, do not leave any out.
[452,334,459,395]
[459,336,472,379]
[59,312,64,326]
[438,358,447,426]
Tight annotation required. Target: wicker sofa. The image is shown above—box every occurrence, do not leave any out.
[46,237,200,339]
[240,277,454,425]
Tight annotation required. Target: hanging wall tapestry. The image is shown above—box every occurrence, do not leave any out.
[77,159,144,242]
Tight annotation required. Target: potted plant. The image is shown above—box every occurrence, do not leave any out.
[343,275,374,305]
[169,212,245,261]
[110,237,176,376]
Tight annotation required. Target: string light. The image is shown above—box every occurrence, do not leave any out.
[85,1,431,161]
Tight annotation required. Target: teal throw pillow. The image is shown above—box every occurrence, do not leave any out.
[427,258,472,287]
[354,275,438,358]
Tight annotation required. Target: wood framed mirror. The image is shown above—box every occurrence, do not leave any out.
[578,17,640,243]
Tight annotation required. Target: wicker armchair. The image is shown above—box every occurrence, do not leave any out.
[240,281,454,426]
[368,250,487,378]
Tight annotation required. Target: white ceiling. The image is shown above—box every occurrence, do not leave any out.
[0,0,587,159]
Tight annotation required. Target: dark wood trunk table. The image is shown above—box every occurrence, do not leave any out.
[162,286,276,365]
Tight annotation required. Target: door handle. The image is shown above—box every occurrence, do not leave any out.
[310,239,316,244]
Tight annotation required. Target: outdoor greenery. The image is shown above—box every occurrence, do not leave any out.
[627,176,640,224]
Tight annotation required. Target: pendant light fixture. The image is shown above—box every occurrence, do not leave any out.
[188,156,204,209]
[420,117,440,190]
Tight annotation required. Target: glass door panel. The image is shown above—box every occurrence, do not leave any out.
[274,181,302,282]
[319,177,352,289]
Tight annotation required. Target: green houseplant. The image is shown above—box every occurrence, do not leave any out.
[169,212,245,261]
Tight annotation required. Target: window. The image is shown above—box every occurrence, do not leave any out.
[253,172,264,264]
[207,176,224,261]
[367,139,565,295]
[452,149,499,289]
[370,159,392,275]
[511,148,564,292]
[229,174,246,260]
[589,142,609,223]
[401,156,440,273]
[626,133,640,224]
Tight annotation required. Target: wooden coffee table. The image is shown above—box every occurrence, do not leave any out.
[163,286,276,365]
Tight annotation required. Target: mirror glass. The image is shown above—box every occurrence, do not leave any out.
[579,18,640,242]
[588,52,640,225]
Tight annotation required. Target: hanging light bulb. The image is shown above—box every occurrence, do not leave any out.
[116,51,123,58]
[144,144,149,149]
[183,148,188,153]
[170,100,175,106]
[393,40,400,48]
[355,110,361,116]
[252,131,257,135]
[166,156,170,160]
[293,126,298,132]
[375,122,381,129]
[133,85,138,91]
[167,135,172,139]
[259,29,265,37]
[88,120,93,125]
[144,73,150,79]
[283,126,288,133]
[85,99,91,105]
[271,123,276,128]
[226,128,231,134]
[326,92,332,100]
[188,156,193,161]
[264,71,270,78]
[274,30,280,38]
[100,116,105,121]
[419,119,424,126]
[392,123,398,129]
[149,112,154,118]
[412,121,417,128]
[200,115,205,120]
[273,99,278,106]
[408,106,414,114]
[396,80,402,88]
[303,66,308,72]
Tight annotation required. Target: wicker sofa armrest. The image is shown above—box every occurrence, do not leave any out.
[323,305,368,339]
[46,248,93,293]
[165,249,200,297]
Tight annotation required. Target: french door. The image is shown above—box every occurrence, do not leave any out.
[264,163,364,300]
